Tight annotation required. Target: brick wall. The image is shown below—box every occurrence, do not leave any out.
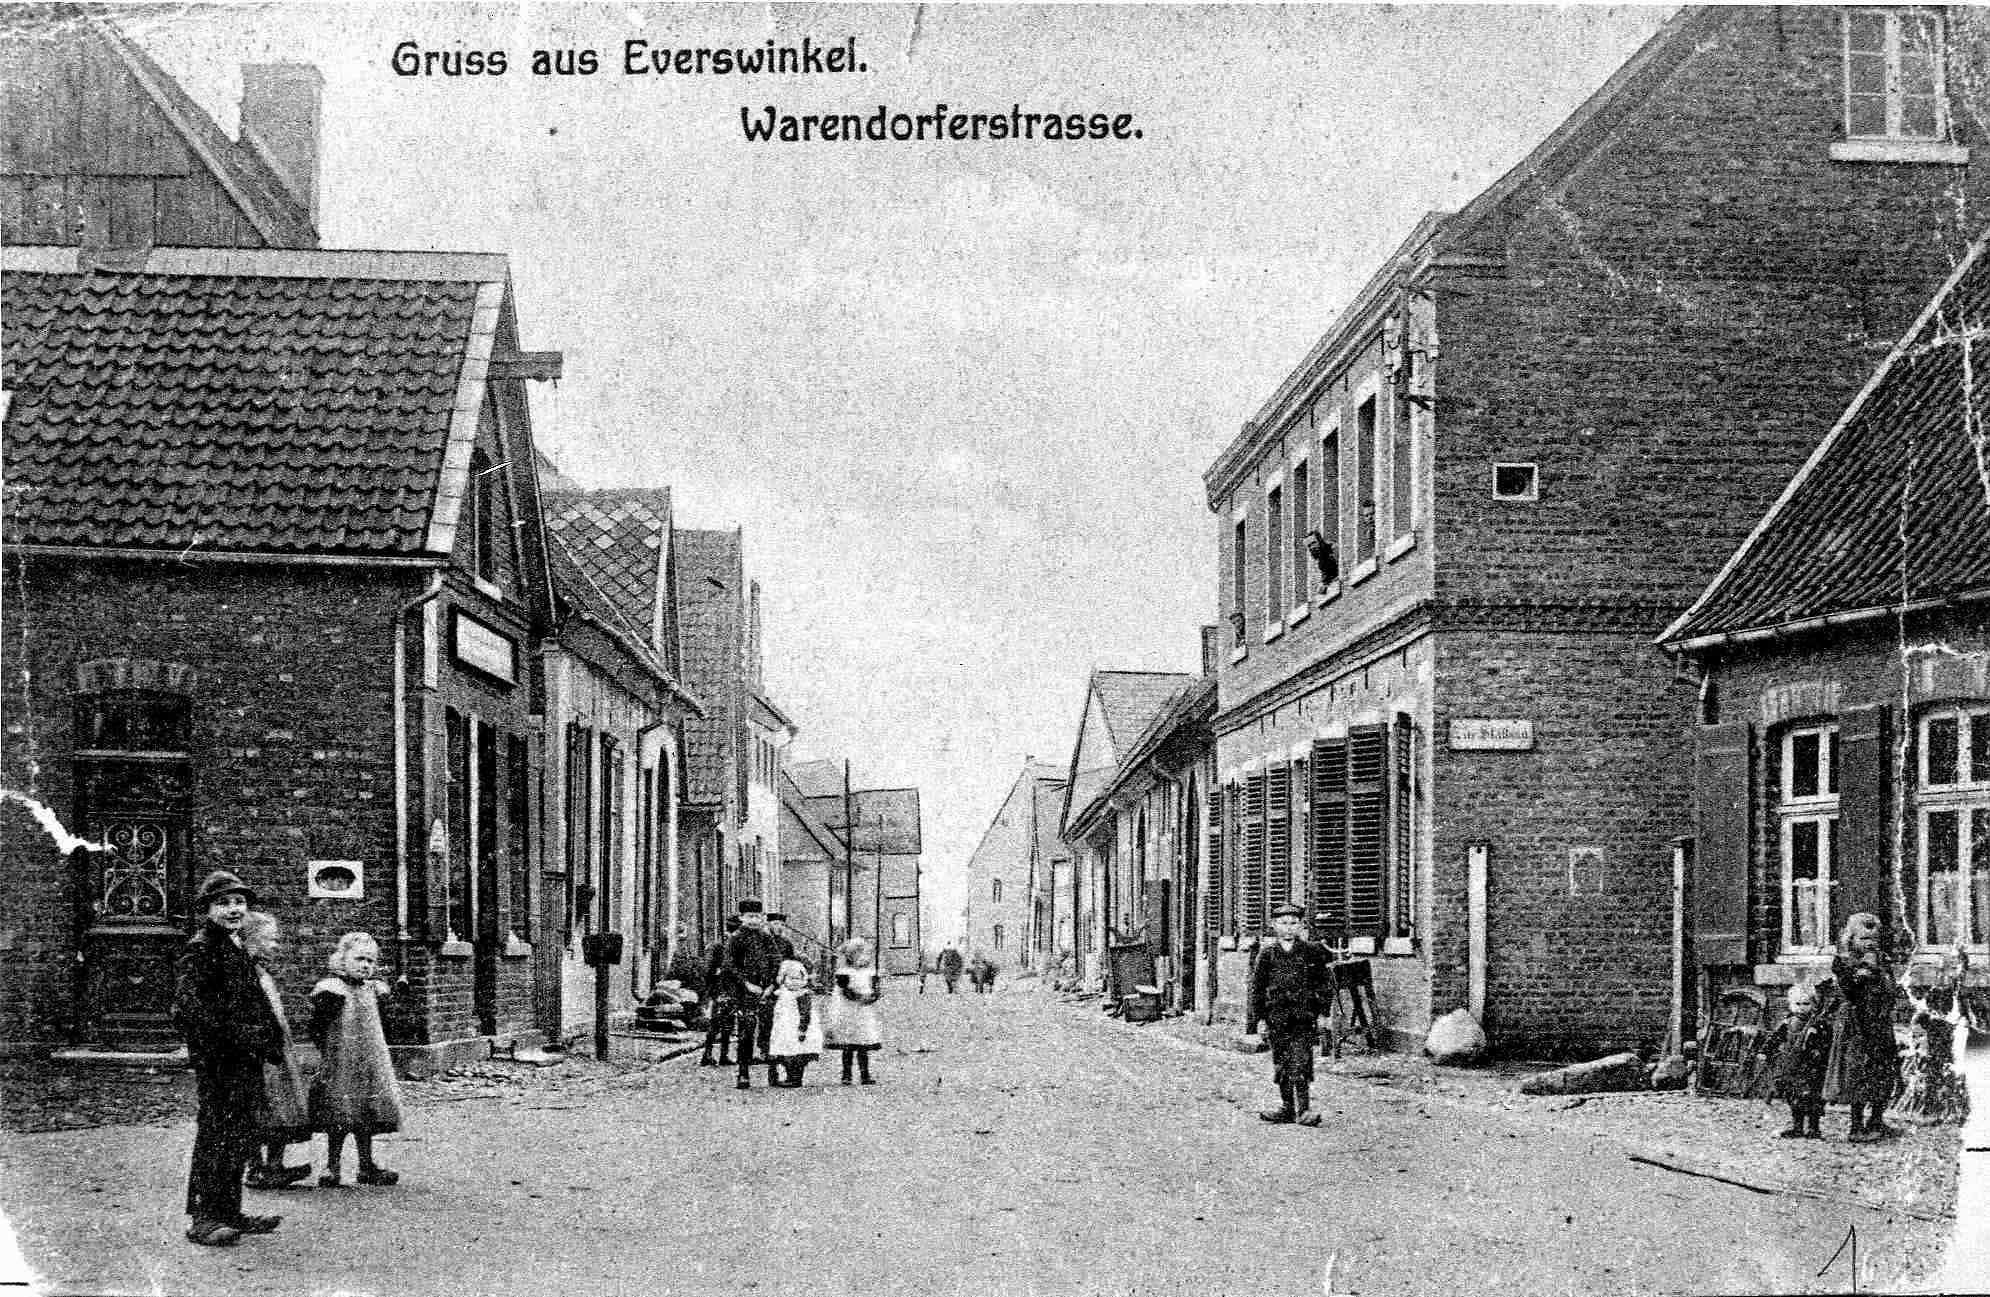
[1430,628,1697,1056]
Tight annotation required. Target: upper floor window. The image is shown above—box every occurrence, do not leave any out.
[468,450,497,584]
[1317,423,1341,587]
[1778,723,1840,954]
[1289,458,1311,608]
[1917,703,1990,949]
[1355,395,1379,562]
[1844,9,1946,142]
[1264,483,1285,625]
[993,922,1004,951]
[1230,514,1249,646]
[992,877,1003,903]
[1390,366,1417,542]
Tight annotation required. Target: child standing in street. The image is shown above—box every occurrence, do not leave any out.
[172,870,286,1247]
[1246,901,1336,1127]
[825,937,884,1085]
[1824,912,1904,1143]
[765,958,823,1088]
[1766,980,1834,1139]
[309,932,405,1186]
[240,912,313,1187]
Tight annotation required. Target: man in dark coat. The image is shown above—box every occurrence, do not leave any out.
[938,944,964,993]
[1246,902,1336,1127]
[171,870,286,1246]
[767,912,798,965]
[698,917,741,1067]
[723,900,787,1090]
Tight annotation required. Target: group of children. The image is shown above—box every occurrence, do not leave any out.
[750,937,887,1089]
[172,870,406,1248]
[1763,911,1972,1142]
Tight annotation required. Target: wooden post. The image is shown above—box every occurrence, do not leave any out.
[1467,842,1488,1024]
[594,960,610,1061]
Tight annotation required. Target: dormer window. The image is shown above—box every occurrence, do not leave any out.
[1833,9,1966,163]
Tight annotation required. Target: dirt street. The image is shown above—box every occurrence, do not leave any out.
[0,980,1965,1296]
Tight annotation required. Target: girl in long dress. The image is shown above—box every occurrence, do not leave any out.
[765,958,823,1087]
[309,932,404,1185]
[1823,913,1903,1143]
[240,912,313,1187]
[825,937,884,1085]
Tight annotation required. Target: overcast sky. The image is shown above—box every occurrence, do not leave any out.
[132,2,1672,941]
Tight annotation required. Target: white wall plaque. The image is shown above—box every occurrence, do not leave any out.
[1449,718,1535,750]
[452,609,518,684]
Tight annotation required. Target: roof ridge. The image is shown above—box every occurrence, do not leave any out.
[2,246,509,283]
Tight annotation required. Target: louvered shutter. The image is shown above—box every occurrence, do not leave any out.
[1224,782,1242,939]
[1243,769,1268,935]
[1393,715,1415,937]
[1835,705,1892,931]
[1310,737,1348,936]
[1292,756,1308,915]
[1266,762,1292,915]
[1205,783,1224,939]
[1347,723,1390,938]
[1692,721,1753,965]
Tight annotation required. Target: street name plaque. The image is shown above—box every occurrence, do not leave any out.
[1449,718,1535,750]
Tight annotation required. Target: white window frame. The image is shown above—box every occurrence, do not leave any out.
[1288,449,1312,623]
[1491,462,1538,502]
[1777,723,1840,956]
[1388,355,1421,545]
[1229,500,1250,663]
[1316,410,1345,607]
[1915,703,1990,951]
[1263,473,1285,640]
[1842,7,1947,142]
[1351,373,1382,564]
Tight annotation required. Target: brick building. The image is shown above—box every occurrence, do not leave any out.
[1058,670,1199,989]
[1662,235,1990,1032]
[778,767,846,959]
[962,760,1067,975]
[1204,5,1990,1054]
[539,491,700,1042]
[0,244,564,1072]
[673,529,794,951]
[790,759,924,975]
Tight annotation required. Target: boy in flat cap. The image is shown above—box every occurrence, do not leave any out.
[723,900,787,1090]
[1246,901,1336,1127]
[172,870,286,1246]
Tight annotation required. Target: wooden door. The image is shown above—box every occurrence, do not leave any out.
[75,755,193,1048]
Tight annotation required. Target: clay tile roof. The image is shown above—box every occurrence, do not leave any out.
[1664,239,1990,646]
[673,528,743,806]
[542,488,670,644]
[1094,670,1198,749]
[2,250,502,556]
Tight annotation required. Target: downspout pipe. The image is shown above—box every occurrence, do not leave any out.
[634,717,673,978]
[394,573,447,948]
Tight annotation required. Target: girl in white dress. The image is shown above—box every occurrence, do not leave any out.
[825,937,884,1085]
[308,932,404,1186]
[765,958,823,1087]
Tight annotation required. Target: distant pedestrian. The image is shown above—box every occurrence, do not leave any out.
[1246,902,1336,1127]
[240,912,313,1187]
[699,917,741,1067]
[938,945,964,994]
[309,932,405,1186]
[1824,912,1903,1143]
[724,900,787,1090]
[918,953,929,995]
[826,937,884,1085]
[765,959,823,1087]
[172,870,286,1247]
[1765,980,1835,1139]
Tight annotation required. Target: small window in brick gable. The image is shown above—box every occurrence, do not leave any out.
[1492,463,1538,502]
[468,450,497,584]
[1844,9,1947,142]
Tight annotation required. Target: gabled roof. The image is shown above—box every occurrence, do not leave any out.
[674,527,743,806]
[2,245,511,557]
[543,487,672,658]
[1662,236,1990,649]
[1208,6,1716,500]
[779,769,845,863]
[92,15,319,248]
[544,531,696,709]
[1094,671,1198,750]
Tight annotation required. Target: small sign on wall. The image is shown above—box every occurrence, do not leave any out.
[1449,718,1535,750]
[307,860,364,900]
[1568,846,1604,897]
[452,609,518,684]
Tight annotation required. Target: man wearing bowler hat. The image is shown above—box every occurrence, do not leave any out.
[1246,901,1336,1127]
[722,900,786,1090]
[171,870,286,1246]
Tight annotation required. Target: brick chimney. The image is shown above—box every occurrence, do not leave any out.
[1200,624,1221,677]
[239,63,322,225]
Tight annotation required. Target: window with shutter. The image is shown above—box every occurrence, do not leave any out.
[1393,714,1415,938]
[1267,762,1292,915]
[1309,737,1348,935]
[1206,784,1225,937]
[1346,724,1390,937]
[1243,770,1268,935]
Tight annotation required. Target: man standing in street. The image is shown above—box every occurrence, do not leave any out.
[723,901,786,1090]
[1245,902,1336,1127]
[698,917,741,1067]
[937,944,964,994]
